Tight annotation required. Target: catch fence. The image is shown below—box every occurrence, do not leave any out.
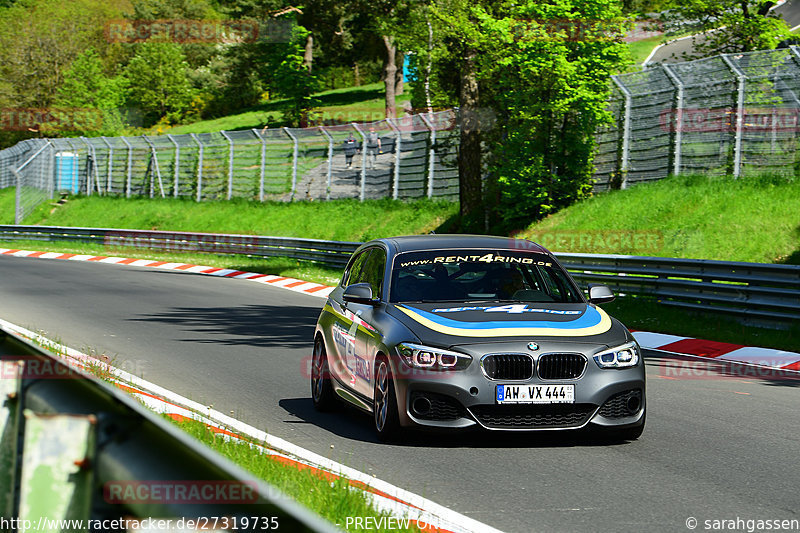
[594,46,800,188]
[1,111,460,223]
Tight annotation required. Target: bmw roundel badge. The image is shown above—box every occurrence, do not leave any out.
[527,342,539,351]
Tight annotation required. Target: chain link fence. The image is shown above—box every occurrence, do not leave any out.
[0,110,460,223]
[594,46,800,189]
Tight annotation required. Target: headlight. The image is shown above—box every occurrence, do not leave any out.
[396,343,471,371]
[593,342,640,369]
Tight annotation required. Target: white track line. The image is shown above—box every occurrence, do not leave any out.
[0,318,503,533]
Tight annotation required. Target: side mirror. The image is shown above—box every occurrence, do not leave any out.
[588,284,615,304]
[343,283,379,306]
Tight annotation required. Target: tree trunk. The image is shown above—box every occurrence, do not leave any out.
[395,51,404,96]
[303,34,313,73]
[458,47,481,219]
[383,35,397,119]
[354,62,360,86]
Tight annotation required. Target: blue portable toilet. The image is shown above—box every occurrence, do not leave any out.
[55,152,79,194]
[403,53,413,82]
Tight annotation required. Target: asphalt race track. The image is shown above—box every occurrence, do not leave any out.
[1,255,798,532]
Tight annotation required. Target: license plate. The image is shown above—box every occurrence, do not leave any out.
[496,384,574,404]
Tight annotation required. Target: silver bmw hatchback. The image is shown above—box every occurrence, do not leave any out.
[312,235,645,441]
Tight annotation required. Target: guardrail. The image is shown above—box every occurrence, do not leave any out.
[556,253,800,325]
[1,225,798,325]
[0,324,337,531]
[0,225,361,268]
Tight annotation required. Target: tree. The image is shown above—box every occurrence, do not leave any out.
[266,25,319,127]
[661,0,791,58]
[0,0,128,108]
[124,41,196,123]
[52,48,127,135]
[399,0,630,230]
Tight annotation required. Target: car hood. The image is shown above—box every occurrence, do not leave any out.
[387,302,624,346]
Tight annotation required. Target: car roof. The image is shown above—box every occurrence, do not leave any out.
[374,234,550,255]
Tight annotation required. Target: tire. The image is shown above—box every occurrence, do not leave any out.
[311,337,336,412]
[373,355,400,441]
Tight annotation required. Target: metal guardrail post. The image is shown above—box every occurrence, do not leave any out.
[190,133,204,202]
[142,135,165,198]
[120,136,133,198]
[721,54,746,179]
[611,75,632,188]
[18,411,96,525]
[100,137,113,195]
[351,123,367,202]
[252,129,267,202]
[386,118,401,200]
[662,64,684,176]
[0,361,20,517]
[283,128,299,201]
[419,113,436,198]
[318,126,333,201]
[221,131,235,200]
[167,134,180,198]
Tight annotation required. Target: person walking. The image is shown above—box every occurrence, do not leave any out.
[366,127,381,169]
[343,133,359,169]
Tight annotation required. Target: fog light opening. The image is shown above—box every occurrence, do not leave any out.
[626,395,641,414]
[469,387,479,396]
[412,396,432,416]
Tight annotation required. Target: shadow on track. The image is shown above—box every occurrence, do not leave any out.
[130,304,319,348]
[278,397,636,449]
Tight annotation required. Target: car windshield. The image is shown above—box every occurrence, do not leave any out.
[389,249,583,304]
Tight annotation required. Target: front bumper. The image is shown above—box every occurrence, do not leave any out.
[389,352,646,432]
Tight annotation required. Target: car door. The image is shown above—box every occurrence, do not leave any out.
[340,246,386,397]
[328,249,371,391]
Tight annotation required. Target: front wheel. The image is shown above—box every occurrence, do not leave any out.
[311,337,336,411]
[373,356,400,441]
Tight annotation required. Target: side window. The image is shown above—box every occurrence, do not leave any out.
[353,248,387,299]
[343,250,370,287]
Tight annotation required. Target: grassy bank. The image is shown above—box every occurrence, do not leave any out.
[520,174,800,264]
[13,194,455,242]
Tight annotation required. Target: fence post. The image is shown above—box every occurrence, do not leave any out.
[100,136,113,195]
[419,113,436,198]
[167,134,180,198]
[386,118,401,200]
[611,75,632,188]
[191,133,204,202]
[120,136,133,198]
[252,129,266,202]
[221,131,235,200]
[283,128,299,201]
[662,64,684,176]
[142,135,165,198]
[721,54,746,178]
[318,126,333,201]
[12,167,22,225]
[351,123,367,202]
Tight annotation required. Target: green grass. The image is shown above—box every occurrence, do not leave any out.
[171,417,422,532]
[165,83,413,135]
[14,194,455,242]
[0,187,14,224]
[519,174,800,264]
[627,35,664,65]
